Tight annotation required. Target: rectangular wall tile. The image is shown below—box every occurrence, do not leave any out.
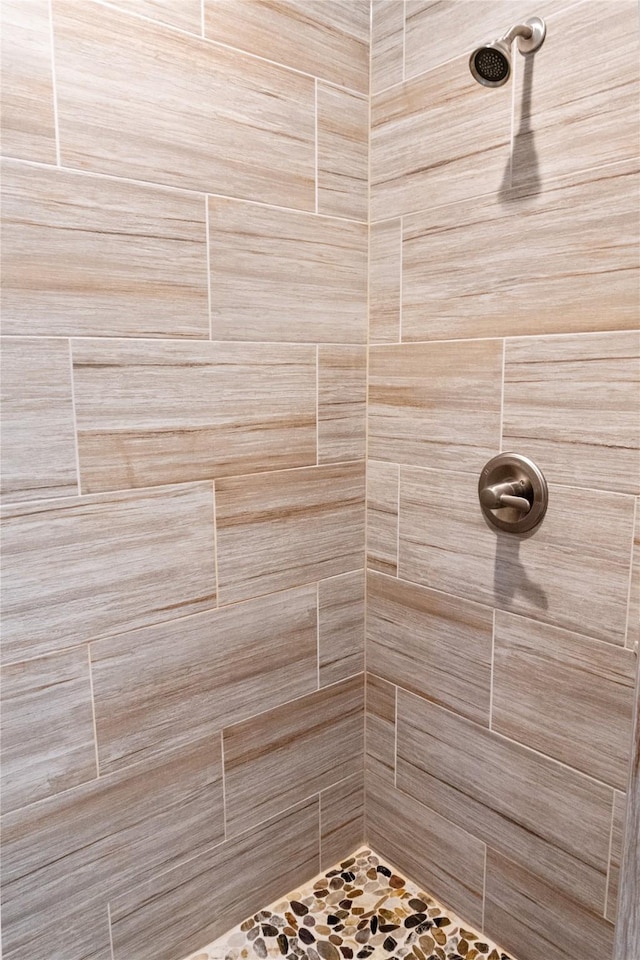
[320,771,365,869]
[72,339,316,492]
[367,778,486,929]
[209,198,367,343]
[365,672,396,784]
[404,0,563,82]
[371,0,405,95]
[1,338,77,504]
[52,0,315,207]
[607,790,627,922]
[318,570,365,686]
[1,160,209,339]
[110,798,320,960]
[366,460,399,575]
[223,676,364,837]
[493,612,636,789]
[484,848,615,960]
[216,462,365,605]
[513,1,639,188]
[108,0,202,34]
[401,162,639,341]
[504,332,640,495]
[203,1,370,93]
[371,56,511,220]
[1,483,216,664]
[317,83,368,221]
[1,738,223,960]
[399,466,636,645]
[318,345,367,463]
[0,648,96,814]
[367,571,492,725]
[397,690,614,910]
[369,340,502,471]
[369,218,402,343]
[0,0,56,162]
[91,585,318,774]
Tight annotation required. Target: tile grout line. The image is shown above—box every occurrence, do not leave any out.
[205,196,213,340]
[47,0,61,167]
[489,609,496,731]
[498,339,506,453]
[393,683,398,788]
[316,584,321,691]
[314,79,319,215]
[623,496,638,648]
[398,217,403,342]
[86,645,102,779]
[481,843,488,933]
[220,730,228,841]
[363,0,373,846]
[395,463,401,579]
[401,0,406,83]
[211,480,220,609]
[67,340,82,495]
[107,902,115,960]
[603,794,617,920]
[318,791,323,870]
[316,345,320,464]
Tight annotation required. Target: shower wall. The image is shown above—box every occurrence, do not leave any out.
[365,3,639,960]
[0,2,369,959]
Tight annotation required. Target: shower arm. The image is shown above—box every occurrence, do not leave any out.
[501,23,533,46]
[500,18,546,55]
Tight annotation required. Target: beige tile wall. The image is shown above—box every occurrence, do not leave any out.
[366,5,639,960]
[0,2,367,958]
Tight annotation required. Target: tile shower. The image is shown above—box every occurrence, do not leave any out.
[0,3,637,960]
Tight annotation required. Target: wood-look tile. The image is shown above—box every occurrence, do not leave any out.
[52,0,315,207]
[91,585,318,774]
[216,462,365,605]
[369,219,402,343]
[1,160,209,339]
[369,340,502,472]
[396,690,614,910]
[366,778,486,929]
[401,161,639,341]
[484,848,615,960]
[223,676,364,837]
[627,502,640,649]
[318,571,365,686]
[203,1,370,93]
[108,0,202,34]
[371,55,511,220]
[317,83,368,221]
[365,672,396,783]
[1,338,77,504]
[399,466,635,645]
[504,332,640,496]
[110,798,320,960]
[512,1,639,189]
[613,677,639,957]
[607,790,627,922]
[366,459,399,575]
[1,900,112,960]
[1,738,224,960]
[0,0,56,162]
[318,345,367,464]
[404,1,564,82]
[320,771,365,870]
[493,612,636,790]
[72,339,316,492]
[1,483,216,665]
[208,198,367,343]
[371,1,404,95]
[367,571,492,725]
[0,648,96,815]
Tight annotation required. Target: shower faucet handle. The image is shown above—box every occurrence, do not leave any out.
[478,453,549,534]
[479,480,531,514]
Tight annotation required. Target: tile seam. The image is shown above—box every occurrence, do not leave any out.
[47,0,61,167]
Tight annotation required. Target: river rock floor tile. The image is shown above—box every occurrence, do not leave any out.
[182,847,514,960]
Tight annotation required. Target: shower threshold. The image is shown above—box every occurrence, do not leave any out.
[181,847,514,960]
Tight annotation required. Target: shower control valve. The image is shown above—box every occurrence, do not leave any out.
[478,453,548,534]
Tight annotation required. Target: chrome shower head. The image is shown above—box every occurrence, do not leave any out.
[469,16,546,87]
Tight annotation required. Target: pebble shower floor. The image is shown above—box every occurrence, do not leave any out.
[182,848,514,960]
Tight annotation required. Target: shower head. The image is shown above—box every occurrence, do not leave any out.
[469,16,546,87]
